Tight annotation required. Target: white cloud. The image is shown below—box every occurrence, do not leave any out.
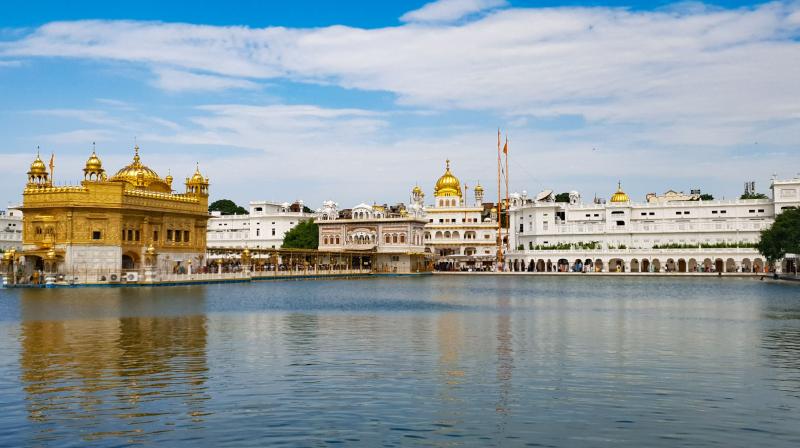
[1,3,799,204]
[152,67,260,92]
[400,0,508,23]
[3,3,798,134]
[0,59,22,67]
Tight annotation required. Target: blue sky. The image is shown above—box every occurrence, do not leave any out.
[1,0,798,209]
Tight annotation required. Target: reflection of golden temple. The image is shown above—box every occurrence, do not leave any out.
[19,292,209,442]
[18,145,210,283]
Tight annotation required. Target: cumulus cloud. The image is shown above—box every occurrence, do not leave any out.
[2,3,798,130]
[400,0,508,23]
[1,2,799,204]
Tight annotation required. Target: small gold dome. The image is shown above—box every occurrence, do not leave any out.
[434,159,462,197]
[85,151,102,171]
[29,153,47,175]
[474,183,484,193]
[610,181,630,203]
[110,146,170,193]
[412,185,423,195]
[188,167,206,184]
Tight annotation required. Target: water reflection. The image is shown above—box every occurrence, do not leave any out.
[19,289,209,445]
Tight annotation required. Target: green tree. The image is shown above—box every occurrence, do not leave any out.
[282,220,319,249]
[554,192,570,202]
[302,205,314,213]
[757,207,800,266]
[699,193,714,200]
[209,199,248,215]
[740,192,768,200]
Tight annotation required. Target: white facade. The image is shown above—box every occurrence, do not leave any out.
[317,202,428,273]
[421,161,498,269]
[505,178,800,273]
[207,200,313,249]
[0,209,23,252]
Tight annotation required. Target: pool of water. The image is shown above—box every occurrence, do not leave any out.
[0,276,799,447]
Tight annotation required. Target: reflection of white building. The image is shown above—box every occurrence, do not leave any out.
[422,160,497,270]
[317,200,429,273]
[0,208,23,252]
[207,200,313,249]
[506,178,800,274]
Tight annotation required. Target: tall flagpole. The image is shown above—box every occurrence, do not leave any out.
[505,136,509,253]
[497,129,502,271]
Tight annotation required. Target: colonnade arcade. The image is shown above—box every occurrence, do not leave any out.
[206,247,374,273]
[508,254,768,273]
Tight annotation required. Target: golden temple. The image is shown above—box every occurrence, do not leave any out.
[17,146,210,282]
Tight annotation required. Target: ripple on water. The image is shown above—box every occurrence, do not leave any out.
[0,276,799,446]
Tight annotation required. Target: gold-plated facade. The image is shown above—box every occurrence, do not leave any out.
[19,146,210,281]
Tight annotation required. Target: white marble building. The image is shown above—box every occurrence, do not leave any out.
[0,208,23,252]
[207,200,314,249]
[505,178,800,273]
[316,200,428,273]
[421,160,498,270]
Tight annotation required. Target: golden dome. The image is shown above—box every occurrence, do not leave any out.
[188,164,206,185]
[85,151,102,171]
[110,146,170,193]
[434,159,462,197]
[474,183,484,193]
[412,185,423,195]
[29,153,47,176]
[610,181,630,203]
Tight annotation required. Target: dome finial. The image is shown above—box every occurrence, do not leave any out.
[446,159,450,170]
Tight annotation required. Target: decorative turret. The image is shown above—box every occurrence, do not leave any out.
[474,182,484,205]
[27,150,50,187]
[165,170,173,190]
[185,163,209,197]
[83,146,106,181]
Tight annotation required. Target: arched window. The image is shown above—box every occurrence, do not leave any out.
[444,231,451,238]
[400,234,406,243]
[392,234,398,243]
[385,234,391,243]
[335,237,340,244]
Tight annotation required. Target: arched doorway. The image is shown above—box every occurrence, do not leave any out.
[754,258,764,273]
[666,258,676,272]
[594,259,604,272]
[714,258,724,273]
[122,253,138,270]
[536,259,545,272]
[742,258,752,272]
[725,258,736,273]
[702,258,713,272]
[642,259,650,272]
[678,259,687,273]
[630,258,639,272]
[652,259,661,272]
[688,258,698,272]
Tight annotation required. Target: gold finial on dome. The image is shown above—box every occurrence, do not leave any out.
[434,159,462,197]
[610,180,630,203]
